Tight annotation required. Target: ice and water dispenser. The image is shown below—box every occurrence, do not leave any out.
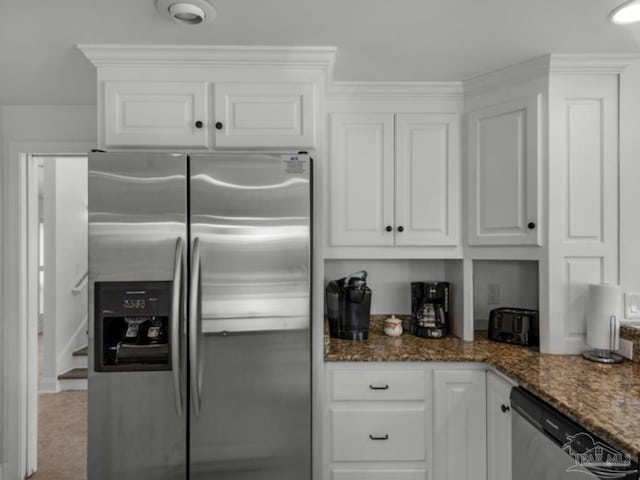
[94,282,172,371]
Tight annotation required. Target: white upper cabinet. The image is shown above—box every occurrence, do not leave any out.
[467,95,541,246]
[395,114,460,246]
[329,113,395,246]
[79,45,335,151]
[214,82,315,148]
[104,81,210,149]
[103,80,316,150]
[329,112,460,248]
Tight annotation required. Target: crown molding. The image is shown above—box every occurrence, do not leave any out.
[548,53,640,74]
[463,55,551,96]
[328,81,463,98]
[78,44,337,73]
[464,53,640,96]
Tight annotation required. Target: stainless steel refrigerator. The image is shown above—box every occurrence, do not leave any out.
[87,152,311,480]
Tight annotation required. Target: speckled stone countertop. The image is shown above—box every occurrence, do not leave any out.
[326,317,640,459]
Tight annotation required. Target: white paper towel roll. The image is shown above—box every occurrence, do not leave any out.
[586,284,622,351]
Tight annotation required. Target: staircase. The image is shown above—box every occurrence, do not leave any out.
[57,345,88,390]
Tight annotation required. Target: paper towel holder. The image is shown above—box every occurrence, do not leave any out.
[582,314,623,364]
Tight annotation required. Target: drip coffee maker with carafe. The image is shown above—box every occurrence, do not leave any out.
[411,281,449,338]
[326,271,372,340]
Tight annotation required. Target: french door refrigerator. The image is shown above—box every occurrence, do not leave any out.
[87,152,311,480]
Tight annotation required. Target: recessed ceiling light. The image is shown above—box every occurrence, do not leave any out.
[155,0,216,25]
[610,0,640,24]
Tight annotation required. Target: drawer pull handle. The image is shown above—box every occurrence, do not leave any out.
[369,384,389,390]
[369,434,389,441]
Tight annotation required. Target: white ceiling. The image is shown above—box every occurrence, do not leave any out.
[1,0,640,105]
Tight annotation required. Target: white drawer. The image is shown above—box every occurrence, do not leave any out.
[331,408,426,462]
[331,369,425,401]
[332,469,427,480]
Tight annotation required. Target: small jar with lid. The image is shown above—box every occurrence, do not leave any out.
[383,315,403,337]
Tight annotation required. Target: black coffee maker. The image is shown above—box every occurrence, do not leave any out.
[326,271,372,341]
[411,281,449,339]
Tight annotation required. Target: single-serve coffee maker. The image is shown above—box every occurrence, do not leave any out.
[326,271,372,341]
[411,281,449,338]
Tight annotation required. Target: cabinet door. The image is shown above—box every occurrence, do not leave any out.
[467,95,540,246]
[395,114,460,246]
[104,81,209,149]
[329,113,394,246]
[214,82,315,148]
[486,371,513,480]
[432,369,486,480]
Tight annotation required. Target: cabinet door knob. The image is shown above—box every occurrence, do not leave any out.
[215,122,224,130]
[385,226,392,232]
[397,226,404,232]
[369,434,389,441]
[527,222,536,230]
[195,121,203,129]
[501,404,510,413]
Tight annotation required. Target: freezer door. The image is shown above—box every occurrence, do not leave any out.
[189,153,311,480]
[88,152,188,480]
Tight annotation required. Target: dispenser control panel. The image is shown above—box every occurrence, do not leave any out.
[94,281,172,372]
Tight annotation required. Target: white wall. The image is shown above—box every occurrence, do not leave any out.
[620,61,640,316]
[473,260,539,329]
[41,157,88,390]
[0,105,96,478]
[324,259,448,314]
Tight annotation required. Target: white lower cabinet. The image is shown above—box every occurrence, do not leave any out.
[332,469,426,480]
[326,363,505,480]
[486,370,515,480]
[326,363,429,480]
[432,368,487,480]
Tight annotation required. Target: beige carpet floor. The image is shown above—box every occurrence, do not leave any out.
[32,334,87,479]
[29,390,87,480]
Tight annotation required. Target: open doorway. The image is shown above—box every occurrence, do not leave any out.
[28,154,88,480]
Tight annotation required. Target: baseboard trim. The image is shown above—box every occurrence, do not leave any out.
[39,376,59,394]
[58,378,87,391]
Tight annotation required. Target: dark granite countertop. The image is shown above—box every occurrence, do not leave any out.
[325,318,640,460]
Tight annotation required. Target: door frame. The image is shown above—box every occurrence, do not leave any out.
[2,142,94,479]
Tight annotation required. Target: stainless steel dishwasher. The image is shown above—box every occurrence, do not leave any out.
[510,387,638,480]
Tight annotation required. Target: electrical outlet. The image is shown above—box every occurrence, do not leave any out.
[488,284,501,305]
[617,338,633,360]
[625,292,640,319]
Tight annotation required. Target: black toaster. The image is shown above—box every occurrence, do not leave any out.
[488,307,539,347]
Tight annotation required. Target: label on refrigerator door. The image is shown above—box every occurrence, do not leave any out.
[282,154,308,174]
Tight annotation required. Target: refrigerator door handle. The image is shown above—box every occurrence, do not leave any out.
[189,237,202,416]
[171,237,185,417]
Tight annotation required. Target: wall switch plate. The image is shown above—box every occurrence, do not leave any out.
[625,292,640,319]
[488,284,501,305]
[617,338,633,360]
